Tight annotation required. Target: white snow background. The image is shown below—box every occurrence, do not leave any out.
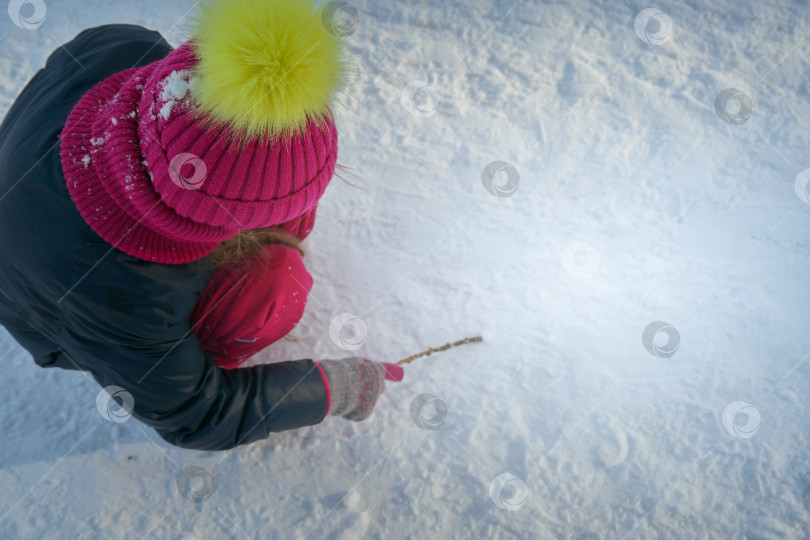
[1,0,810,538]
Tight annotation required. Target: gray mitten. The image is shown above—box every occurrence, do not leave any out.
[316,357,403,421]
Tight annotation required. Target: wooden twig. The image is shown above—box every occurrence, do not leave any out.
[396,336,483,365]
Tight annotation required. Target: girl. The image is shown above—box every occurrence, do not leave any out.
[0,0,403,451]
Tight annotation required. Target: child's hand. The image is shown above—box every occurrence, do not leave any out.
[316,357,404,421]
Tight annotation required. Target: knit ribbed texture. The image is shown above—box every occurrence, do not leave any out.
[58,42,337,265]
[317,358,387,421]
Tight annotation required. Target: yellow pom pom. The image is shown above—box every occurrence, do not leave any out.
[187,0,350,142]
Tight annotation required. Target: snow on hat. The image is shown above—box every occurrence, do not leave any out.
[59,0,350,264]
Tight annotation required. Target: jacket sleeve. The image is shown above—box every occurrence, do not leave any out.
[58,267,329,451]
[44,23,172,75]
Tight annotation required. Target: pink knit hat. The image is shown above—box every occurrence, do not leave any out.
[59,3,347,265]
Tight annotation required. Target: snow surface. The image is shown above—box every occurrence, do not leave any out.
[159,69,197,120]
[2,0,810,538]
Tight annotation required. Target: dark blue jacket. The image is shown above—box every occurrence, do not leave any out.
[0,24,328,450]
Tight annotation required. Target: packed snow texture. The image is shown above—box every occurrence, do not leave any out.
[158,69,197,120]
[1,0,810,539]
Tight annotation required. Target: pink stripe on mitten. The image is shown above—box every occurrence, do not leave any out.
[315,362,332,416]
[364,359,404,382]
